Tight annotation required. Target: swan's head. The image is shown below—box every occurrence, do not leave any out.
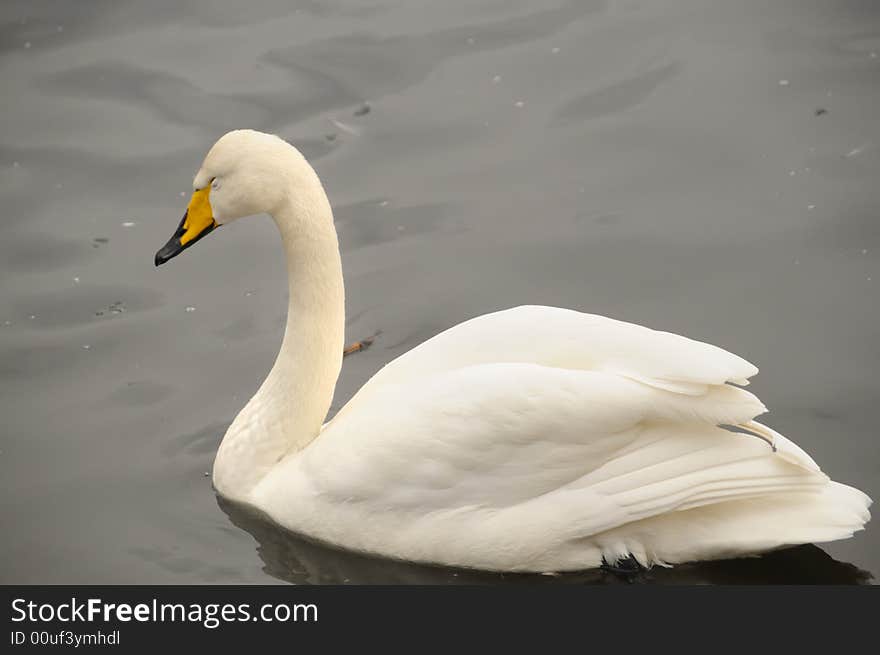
[155,129,314,266]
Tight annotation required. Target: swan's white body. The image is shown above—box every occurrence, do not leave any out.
[174,130,869,572]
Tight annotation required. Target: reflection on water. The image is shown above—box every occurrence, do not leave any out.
[219,498,872,585]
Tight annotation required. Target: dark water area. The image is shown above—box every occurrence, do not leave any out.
[1,0,878,583]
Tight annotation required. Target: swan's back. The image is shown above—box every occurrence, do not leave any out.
[342,306,756,404]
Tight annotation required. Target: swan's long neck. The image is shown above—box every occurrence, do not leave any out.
[213,170,345,500]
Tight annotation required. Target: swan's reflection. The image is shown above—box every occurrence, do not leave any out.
[218,497,871,584]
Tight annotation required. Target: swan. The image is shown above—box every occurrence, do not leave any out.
[154,129,870,572]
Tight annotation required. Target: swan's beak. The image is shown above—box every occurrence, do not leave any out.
[154,186,218,266]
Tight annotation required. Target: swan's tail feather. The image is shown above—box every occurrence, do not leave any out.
[571,422,827,525]
[555,420,871,568]
[591,481,872,567]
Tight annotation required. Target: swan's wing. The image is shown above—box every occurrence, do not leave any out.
[336,307,758,428]
[313,363,816,512]
[264,362,838,569]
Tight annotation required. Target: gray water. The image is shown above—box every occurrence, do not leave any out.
[1,0,878,584]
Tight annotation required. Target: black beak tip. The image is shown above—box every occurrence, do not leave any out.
[154,240,181,267]
[153,213,217,267]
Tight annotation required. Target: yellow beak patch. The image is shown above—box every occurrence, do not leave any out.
[180,186,216,246]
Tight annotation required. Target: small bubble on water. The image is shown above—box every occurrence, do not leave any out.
[492,75,501,84]
[28,315,35,320]
[23,41,31,49]
[871,52,877,59]
[244,290,255,297]
[466,37,475,45]
[179,191,186,197]
[3,320,11,327]
[788,170,796,176]
[12,161,20,168]
[73,276,80,283]
[778,79,789,86]
[807,205,815,210]
[82,344,91,350]
[203,471,210,477]
[862,249,868,255]
[122,221,136,227]
[396,225,405,232]
[379,200,389,207]
[514,100,525,108]
[185,306,196,313]
[551,47,560,54]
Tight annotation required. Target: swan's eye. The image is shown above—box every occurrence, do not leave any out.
[211,178,221,191]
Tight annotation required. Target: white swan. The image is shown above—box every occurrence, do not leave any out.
[155,129,870,572]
